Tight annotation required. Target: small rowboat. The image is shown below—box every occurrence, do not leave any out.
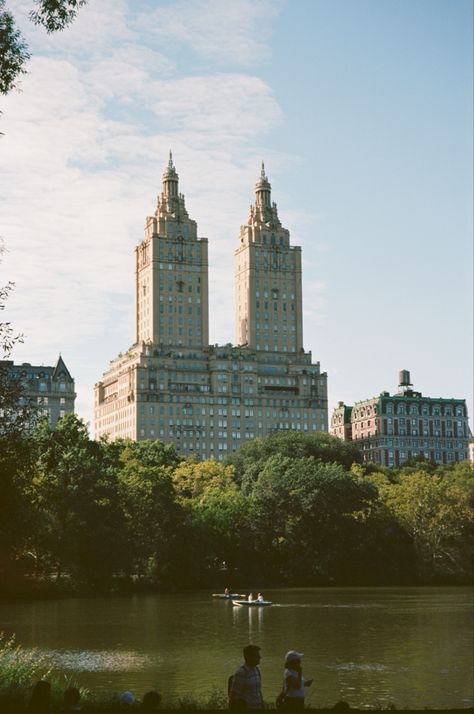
[232,599,273,607]
[212,593,246,599]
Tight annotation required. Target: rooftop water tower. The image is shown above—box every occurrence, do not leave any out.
[398,369,412,394]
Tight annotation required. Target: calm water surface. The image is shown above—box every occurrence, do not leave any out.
[0,587,472,709]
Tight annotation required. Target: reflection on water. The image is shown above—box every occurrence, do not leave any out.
[37,650,155,672]
[0,587,472,709]
[276,603,383,608]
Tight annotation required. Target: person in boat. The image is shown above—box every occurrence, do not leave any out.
[257,593,264,602]
[229,644,263,709]
[224,587,230,596]
[248,593,254,602]
[282,650,313,710]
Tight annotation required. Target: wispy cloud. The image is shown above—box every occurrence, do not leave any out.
[135,0,279,67]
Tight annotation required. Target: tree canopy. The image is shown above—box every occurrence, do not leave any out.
[227,430,363,492]
[0,421,472,594]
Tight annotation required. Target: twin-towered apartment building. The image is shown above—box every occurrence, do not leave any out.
[5,156,469,466]
[93,156,328,459]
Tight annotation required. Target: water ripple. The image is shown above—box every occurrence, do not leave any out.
[37,649,154,672]
[330,662,389,672]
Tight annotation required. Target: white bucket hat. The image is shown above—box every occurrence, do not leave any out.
[285,650,304,663]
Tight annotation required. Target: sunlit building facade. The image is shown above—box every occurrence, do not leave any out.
[330,371,469,467]
[93,157,328,459]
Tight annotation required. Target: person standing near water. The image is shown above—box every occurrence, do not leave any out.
[282,650,312,710]
[229,644,263,709]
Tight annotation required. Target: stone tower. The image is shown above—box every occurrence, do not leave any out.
[234,163,303,353]
[135,153,209,347]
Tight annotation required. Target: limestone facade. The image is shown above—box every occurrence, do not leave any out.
[93,157,328,459]
[235,164,303,353]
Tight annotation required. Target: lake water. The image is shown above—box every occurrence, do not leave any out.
[0,587,472,709]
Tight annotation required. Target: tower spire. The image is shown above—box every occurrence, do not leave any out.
[162,151,179,198]
[255,160,271,210]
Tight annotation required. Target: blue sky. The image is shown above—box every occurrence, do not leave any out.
[1,0,472,428]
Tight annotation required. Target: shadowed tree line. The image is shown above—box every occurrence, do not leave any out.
[0,408,472,595]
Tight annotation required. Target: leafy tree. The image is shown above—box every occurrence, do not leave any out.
[172,459,254,582]
[117,438,182,470]
[29,0,88,33]
[228,430,362,492]
[250,454,378,584]
[0,440,37,587]
[172,458,236,501]
[31,414,126,586]
[0,0,87,96]
[382,466,474,582]
[117,446,185,586]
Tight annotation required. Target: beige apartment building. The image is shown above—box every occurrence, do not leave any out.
[330,370,469,467]
[93,156,328,459]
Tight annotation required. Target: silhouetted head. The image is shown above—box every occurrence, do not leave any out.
[141,690,162,711]
[29,681,51,713]
[243,644,261,667]
[63,686,81,710]
[332,701,351,712]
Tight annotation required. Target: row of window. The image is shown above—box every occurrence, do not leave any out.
[255,318,296,327]
[255,290,296,300]
[255,301,295,311]
[159,295,201,304]
[37,397,67,404]
[384,403,465,417]
[158,305,201,315]
[138,404,318,419]
[106,383,326,411]
[359,438,467,449]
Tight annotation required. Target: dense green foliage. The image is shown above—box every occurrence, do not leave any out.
[0,418,472,594]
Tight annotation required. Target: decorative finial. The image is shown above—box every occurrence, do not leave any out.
[168,150,174,169]
[261,161,266,179]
